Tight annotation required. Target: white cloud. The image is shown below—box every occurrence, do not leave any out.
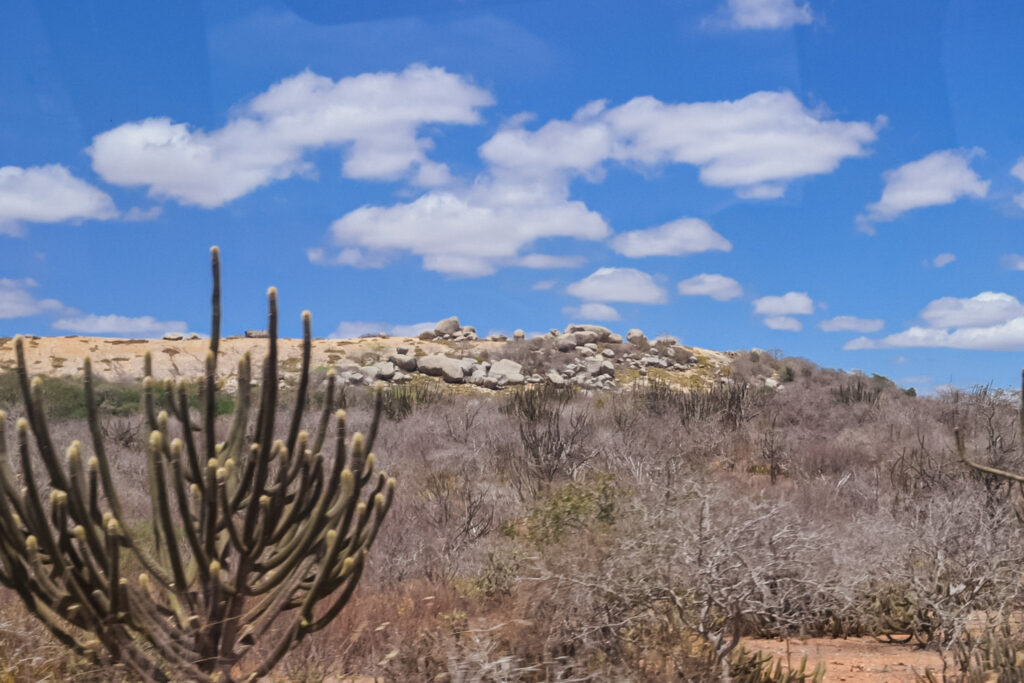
[123,206,163,222]
[0,165,118,234]
[677,273,743,301]
[610,218,731,258]
[0,278,65,318]
[481,91,880,200]
[752,291,814,315]
[845,292,1024,351]
[919,291,1024,328]
[328,320,437,339]
[324,182,609,277]
[52,314,187,337]
[306,247,391,269]
[561,302,621,321]
[516,253,585,269]
[932,252,956,268]
[1012,158,1024,209]
[89,65,494,208]
[532,280,557,291]
[315,86,878,277]
[859,149,989,227]
[1003,254,1024,271]
[845,321,1024,352]
[567,267,667,304]
[763,315,802,331]
[819,315,884,333]
[723,0,814,29]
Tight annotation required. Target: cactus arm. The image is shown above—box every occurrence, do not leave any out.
[210,246,221,361]
[310,369,336,456]
[284,311,313,459]
[222,352,252,464]
[957,426,1024,482]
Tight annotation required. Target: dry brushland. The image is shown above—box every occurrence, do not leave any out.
[4,310,1024,681]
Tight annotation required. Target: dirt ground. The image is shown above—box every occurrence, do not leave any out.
[742,636,945,682]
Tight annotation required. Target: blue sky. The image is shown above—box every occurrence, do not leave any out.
[1,0,1023,393]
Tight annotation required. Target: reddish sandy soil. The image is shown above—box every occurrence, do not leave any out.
[742,636,945,682]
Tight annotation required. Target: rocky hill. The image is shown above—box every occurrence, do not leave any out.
[0,316,742,393]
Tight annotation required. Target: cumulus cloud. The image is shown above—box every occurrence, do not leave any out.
[752,291,814,315]
[306,247,391,269]
[932,252,956,268]
[0,165,118,234]
[1012,158,1024,209]
[819,315,884,333]
[845,292,1024,351]
[52,314,187,337]
[859,149,989,228]
[763,316,802,331]
[532,280,557,291]
[567,267,667,304]
[722,0,814,29]
[1002,254,1024,271]
[324,181,608,277]
[123,206,163,222]
[482,91,879,200]
[314,86,879,277]
[89,65,494,208]
[516,253,586,269]
[328,320,438,339]
[920,292,1024,328]
[561,302,621,321]
[610,218,731,258]
[0,278,66,318]
[677,273,743,301]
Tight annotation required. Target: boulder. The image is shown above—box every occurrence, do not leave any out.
[583,358,615,377]
[244,329,268,339]
[571,330,600,345]
[554,333,578,352]
[487,333,508,342]
[418,330,435,341]
[601,348,615,358]
[513,329,525,341]
[418,354,465,383]
[459,357,478,376]
[489,358,525,385]
[546,369,566,386]
[374,361,396,381]
[434,316,461,336]
[607,333,623,344]
[358,365,381,381]
[626,328,646,345]
[163,332,183,341]
[389,353,418,372]
[567,324,614,341]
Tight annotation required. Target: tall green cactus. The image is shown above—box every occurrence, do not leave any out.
[0,247,394,682]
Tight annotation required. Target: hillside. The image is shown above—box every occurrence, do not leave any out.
[0,317,740,393]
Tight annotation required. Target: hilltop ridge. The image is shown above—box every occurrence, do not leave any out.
[0,316,747,393]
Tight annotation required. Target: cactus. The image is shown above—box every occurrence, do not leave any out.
[957,369,1024,482]
[0,247,395,682]
[729,647,826,683]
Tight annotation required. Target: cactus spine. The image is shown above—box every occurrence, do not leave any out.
[0,247,394,682]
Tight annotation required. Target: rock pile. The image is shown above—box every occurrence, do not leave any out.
[324,321,725,393]
[417,316,478,342]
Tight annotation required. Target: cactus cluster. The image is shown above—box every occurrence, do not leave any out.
[0,247,394,682]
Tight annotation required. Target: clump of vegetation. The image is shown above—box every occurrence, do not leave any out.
[0,248,395,682]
